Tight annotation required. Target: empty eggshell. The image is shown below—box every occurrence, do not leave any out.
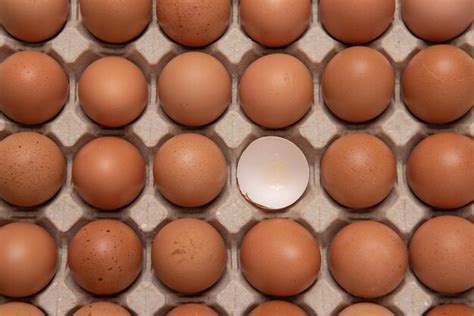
[0,0,68,42]
[0,51,68,125]
[167,304,218,316]
[426,304,474,316]
[237,136,309,210]
[249,301,308,316]
[0,302,45,316]
[240,0,311,47]
[338,303,394,316]
[74,302,131,316]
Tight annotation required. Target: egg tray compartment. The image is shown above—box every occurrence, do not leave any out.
[0,0,473,315]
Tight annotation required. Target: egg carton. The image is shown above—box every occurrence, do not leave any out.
[0,0,473,315]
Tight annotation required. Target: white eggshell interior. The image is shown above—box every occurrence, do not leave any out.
[237,136,310,210]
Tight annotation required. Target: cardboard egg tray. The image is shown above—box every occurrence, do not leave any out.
[0,0,473,315]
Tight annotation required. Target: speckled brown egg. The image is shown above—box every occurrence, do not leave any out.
[329,221,408,298]
[153,134,227,208]
[74,302,131,316]
[167,304,218,316]
[239,54,313,129]
[0,132,65,207]
[0,51,68,125]
[79,57,148,128]
[320,0,395,44]
[0,222,57,298]
[409,216,474,294]
[240,219,321,297]
[338,303,394,316]
[240,0,311,47]
[80,0,151,43]
[156,0,230,47]
[322,47,394,122]
[321,133,396,209]
[152,218,226,294]
[158,52,231,127]
[402,45,474,124]
[249,301,307,316]
[0,0,68,42]
[0,302,45,316]
[407,133,473,209]
[427,304,474,316]
[68,219,143,295]
[403,0,473,42]
[72,137,146,210]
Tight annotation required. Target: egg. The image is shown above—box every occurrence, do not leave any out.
[153,134,227,208]
[0,0,68,42]
[249,301,307,316]
[158,52,231,127]
[409,216,474,294]
[78,57,148,128]
[0,222,57,297]
[0,302,44,316]
[156,0,230,47]
[239,54,313,129]
[401,45,474,124]
[152,218,226,294]
[426,304,474,316]
[329,221,408,298]
[68,219,143,295]
[240,219,321,297]
[167,304,218,316]
[338,303,394,316]
[319,0,395,44]
[237,136,309,210]
[0,51,68,125]
[407,133,473,209]
[74,302,131,316]
[0,132,65,207]
[240,0,311,47]
[72,137,146,210]
[322,47,395,123]
[402,0,473,42]
[321,133,396,209]
[80,0,151,43]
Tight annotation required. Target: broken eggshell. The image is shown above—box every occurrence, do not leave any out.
[237,136,309,210]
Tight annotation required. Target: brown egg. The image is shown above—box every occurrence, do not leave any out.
[239,54,313,129]
[407,133,473,209]
[0,302,45,316]
[426,304,474,316]
[402,45,474,124]
[74,302,131,316]
[79,57,148,128]
[153,134,227,208]
[152,218,226,293]
[322,47,394,123]
[320,0,395,44]
[68,219,143,295]
[403,0,473,42]
[0,0,68,42]
[240,219,321,297]
[167,304,218,316]
[156,0,230,47]
[240,0,311,47]
[0,222,57,297]
[249,301,308,316]
[80,0,151,43]
[409,216,474,294]
[0,51,68,125]
[321,133,396,209]
[0,132,65,207]
[338,303,394,316]
[158,52,231,127]
[72,137,146,210]
[329,221,408,298]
